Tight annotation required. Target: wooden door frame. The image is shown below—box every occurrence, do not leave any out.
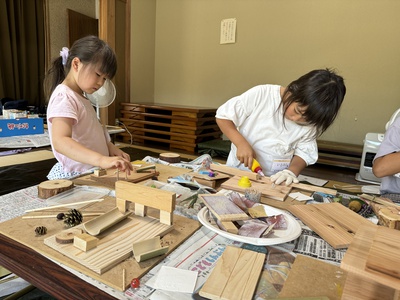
[99,0,131,125]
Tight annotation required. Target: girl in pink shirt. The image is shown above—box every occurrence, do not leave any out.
[44,35,133,179]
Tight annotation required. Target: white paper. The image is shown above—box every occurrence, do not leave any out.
[220,18,236,44]
[289,192,314,201]
[152,266,197,293]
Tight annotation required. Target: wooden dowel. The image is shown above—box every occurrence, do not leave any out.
[122,268,126,291]
[24,199,104,213]
[22,212,104,219]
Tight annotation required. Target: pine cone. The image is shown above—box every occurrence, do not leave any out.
[35,226,47,236]
[63,209,83,227]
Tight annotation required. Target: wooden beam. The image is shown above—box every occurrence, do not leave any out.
[99,0,115,125]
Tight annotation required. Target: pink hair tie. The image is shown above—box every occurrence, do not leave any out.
[60,47,69,66]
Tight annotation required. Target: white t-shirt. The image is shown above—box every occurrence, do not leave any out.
[373,116,400,194]
[216,84,318,175]
[47,84,110,173]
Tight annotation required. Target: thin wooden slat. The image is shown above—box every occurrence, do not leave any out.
[226,249,265,300]
[200,246,241,299]
[221,176,290,201]
[288,203,374,249]
[199,246,265,300]
[211,164,337,196]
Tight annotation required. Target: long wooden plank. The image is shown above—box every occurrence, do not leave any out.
[341,225,400,291]
[221,175,291,201]
[199,246,265,300]
[288,203,374,249]
[211,164,337,195]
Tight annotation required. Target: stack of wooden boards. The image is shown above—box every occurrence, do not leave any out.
[118,102,222,153]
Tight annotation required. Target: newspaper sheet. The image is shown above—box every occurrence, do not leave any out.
[0,131,50,148]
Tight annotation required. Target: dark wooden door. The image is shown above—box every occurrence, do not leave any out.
[67,9,98,47]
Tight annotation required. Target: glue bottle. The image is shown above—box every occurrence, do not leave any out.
[251,159,265,177]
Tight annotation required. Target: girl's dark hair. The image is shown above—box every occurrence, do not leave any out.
[281,68,346,137]
[44,35,117,101]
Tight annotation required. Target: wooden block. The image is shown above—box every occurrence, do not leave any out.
[378,207,400,229]
[116,198,128,213]
[199,246,265,300]
[93,169,107,177]
[134,203,147,217]
[341,272,400,300]
[341,225,400,290]
[132,236,169,262]
[219,221,239,234]
[159,153,181,163]
[73,233,98,252]
[37,179,74,199]
[289,203,375,249]
[159,210,173,226]
[248,205,268,218]
[116,181,176,213]
[199,194,250,222]
[365,226,400,279]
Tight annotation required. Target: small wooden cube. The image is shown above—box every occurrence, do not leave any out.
[93,169,107,177]
[73,233,98,252]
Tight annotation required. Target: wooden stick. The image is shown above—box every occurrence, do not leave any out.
[122,268,126,291]
[22,212,104,219]
[24,199,104,213]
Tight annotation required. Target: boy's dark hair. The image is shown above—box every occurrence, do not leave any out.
[281,68,346,137]
[44,35,117,101]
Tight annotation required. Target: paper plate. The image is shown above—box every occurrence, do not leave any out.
[197,204,302,246]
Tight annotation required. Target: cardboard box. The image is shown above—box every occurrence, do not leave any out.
[0,117,44,137]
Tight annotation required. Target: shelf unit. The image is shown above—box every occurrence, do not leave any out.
[118,103,222,153]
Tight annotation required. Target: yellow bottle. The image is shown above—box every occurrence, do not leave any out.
[251,159,265,177]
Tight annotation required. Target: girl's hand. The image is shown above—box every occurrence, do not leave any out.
[108,143,131,161]
[99,156,133,175]
[236,142,255,168]
[270,169,299,186]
